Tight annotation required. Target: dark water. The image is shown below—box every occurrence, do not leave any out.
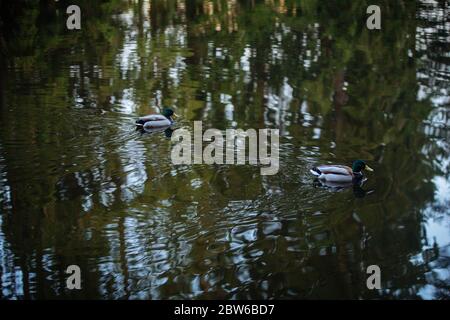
[0,0,449,299]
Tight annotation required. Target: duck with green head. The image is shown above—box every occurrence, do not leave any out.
[310,160,374,183]
[136,108,177,129]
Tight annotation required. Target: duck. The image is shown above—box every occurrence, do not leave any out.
[310,160,373,183]
[313,175,375,197]
[135,108,177,129]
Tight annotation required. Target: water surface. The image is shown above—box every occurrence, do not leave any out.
[0,0,449,299]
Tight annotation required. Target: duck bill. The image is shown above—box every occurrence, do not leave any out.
[365,165,374,172]
[172,113,178,119]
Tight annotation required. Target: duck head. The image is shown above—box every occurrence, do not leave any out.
[352,160,374,174]
[162,108,177,121]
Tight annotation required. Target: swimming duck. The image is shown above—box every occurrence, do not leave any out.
[135,108,177,128]
[313,175,374,197]
[310,160,373,183]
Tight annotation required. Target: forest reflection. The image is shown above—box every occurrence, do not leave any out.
[0,0,449,299]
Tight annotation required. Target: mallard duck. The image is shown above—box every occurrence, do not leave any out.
[310,160,373,183]
[135,108,177,128]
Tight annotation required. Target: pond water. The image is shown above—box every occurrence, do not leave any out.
[0,0,449,299]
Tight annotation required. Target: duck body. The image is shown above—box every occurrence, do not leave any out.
[310,160,373,183]
[135,108,176,129]
[136,114,172,128]
[310,165,359,183]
